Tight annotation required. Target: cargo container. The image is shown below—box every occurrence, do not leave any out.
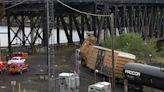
[79,32,136,79]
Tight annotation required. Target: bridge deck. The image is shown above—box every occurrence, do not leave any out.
[3,0,164,4]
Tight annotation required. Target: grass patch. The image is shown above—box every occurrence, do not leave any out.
[57,46,75,52]
[153,50,164,64]
[155,56,164,63]
[144,86,163,92]
[16,89,39,92]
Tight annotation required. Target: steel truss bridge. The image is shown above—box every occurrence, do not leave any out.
[2,0,164,52]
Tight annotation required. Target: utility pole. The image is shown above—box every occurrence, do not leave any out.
[110,13,116,92]
[46,0,54,91]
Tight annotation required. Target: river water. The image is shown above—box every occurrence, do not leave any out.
[0,26,87,47]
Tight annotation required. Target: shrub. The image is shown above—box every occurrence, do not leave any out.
[100,32,157,61]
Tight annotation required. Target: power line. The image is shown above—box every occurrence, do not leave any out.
[57,0,112,17]
[4,0,111,17]
[4,0,27,10]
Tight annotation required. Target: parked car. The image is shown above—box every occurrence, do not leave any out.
[0,60,5,74]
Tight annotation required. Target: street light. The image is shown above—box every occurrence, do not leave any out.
[149,54,152,62]
[94,69,99,83]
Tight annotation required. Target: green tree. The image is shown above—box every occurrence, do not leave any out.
[100,32,157,61]
[143,38,157,58]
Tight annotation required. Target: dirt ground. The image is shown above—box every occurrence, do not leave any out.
[0,46,124,92]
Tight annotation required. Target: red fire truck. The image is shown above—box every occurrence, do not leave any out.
[7,57,29,74]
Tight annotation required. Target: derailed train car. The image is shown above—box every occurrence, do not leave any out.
[124,63,164,90]
[79,32,136,79]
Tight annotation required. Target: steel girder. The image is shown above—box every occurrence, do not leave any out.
[95,4,164,42]
[54,14,92,44]
[5,2,164,52]
[7,13,43,53]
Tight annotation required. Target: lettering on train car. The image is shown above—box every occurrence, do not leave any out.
[125,70,141,77]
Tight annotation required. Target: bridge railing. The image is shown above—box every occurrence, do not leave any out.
[4,0,164,4]
[4,0,95,4]
[96,0,164,4]
[4,0,45,4]
[4,0,96,4]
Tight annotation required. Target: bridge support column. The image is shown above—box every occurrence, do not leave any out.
[69,15,73,44]
[56,16,60,44]
[42,11,48,47]
[7,14,11,55]
[6,11,43,53]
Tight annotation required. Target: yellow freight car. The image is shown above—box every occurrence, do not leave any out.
[79,32,136,79]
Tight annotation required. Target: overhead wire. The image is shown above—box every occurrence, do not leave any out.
[4,0,111,17]
[4,0,27,10]
[57,0,112,17]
